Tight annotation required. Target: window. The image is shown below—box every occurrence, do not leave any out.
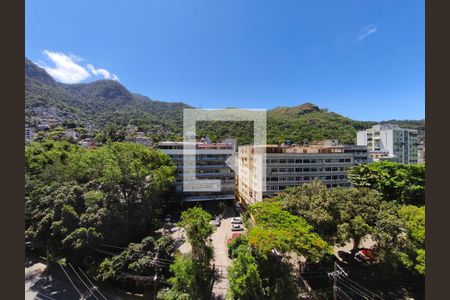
[303,159,311,163]
[279,159,287,164]
[295,159,302,163]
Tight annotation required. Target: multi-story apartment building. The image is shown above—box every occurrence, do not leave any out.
[157,141,236,202]
[356,124,418,164]
[237,140,368,205]
[25,127,34,143]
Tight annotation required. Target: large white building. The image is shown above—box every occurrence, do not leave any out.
[236,140,369,205]
[157,141,236,202]
[356,124,418,164]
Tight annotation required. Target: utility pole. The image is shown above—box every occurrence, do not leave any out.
[333,262,337,300]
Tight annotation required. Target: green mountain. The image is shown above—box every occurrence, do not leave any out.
[25,58,191,136]
[25,58,424,144]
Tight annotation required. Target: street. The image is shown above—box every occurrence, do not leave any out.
[210,205,241,300]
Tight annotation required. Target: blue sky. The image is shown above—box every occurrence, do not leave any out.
[25,0,424,121]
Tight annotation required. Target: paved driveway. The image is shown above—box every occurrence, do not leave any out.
[210,206,242,300]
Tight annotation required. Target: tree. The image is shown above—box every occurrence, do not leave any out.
[159,255,200,300]
[271,182,404,262]
[248,201,331,262]
[278,180,338,241]
[178,207,215,263]
[227,245,264,300]
[160,207,215,300]
[98,236,175,285]
[347,161,425,205]
[395,205,425,275]
[25,140,177,283]
[330,187,402,256]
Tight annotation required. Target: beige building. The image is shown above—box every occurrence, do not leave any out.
[236,140,368,205]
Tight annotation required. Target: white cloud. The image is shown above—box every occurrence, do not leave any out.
[41,50,91,83]
[87,64,112,79]
[357,24,378,42]
[39,50,120,83]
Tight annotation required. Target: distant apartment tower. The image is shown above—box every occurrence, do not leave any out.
[417,132,425,164]
[157,141,236,202]
[25,127,34,142]
[356,124,418,164]
[237,140,368,205]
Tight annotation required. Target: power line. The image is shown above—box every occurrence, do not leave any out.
[118,272,171,286]
[336,287,353,300]
[346,270,416,284]
[336,277,374,300]
[328,263,384,300]
[99,244,174,263]
[36,292,57,300]
[339,275,384,300]
[68,262,100,300]
[59,263,85,299]
[76,266,108,300]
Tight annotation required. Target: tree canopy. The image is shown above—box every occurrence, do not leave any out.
[227,245,264,300]
[248,201,331,262]
[25,139,177,283]
[347,161,425,205]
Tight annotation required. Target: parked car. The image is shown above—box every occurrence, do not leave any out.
[231,224,244,231]
[164,214,171,223]
[357,248,377,262]
[338,250,364,264]
[231,217,242,224]
[214,215,221,226]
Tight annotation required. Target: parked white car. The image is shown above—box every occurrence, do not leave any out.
[231,224,244,231]
[231,217,242,224]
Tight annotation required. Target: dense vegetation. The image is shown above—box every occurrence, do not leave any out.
[225,161,425,299]
[347,161,425,205]
[26,58,190,139]
[25,139,177,292]
[26,58,424,145]
[159,207,215,300]
[25,58,426,298]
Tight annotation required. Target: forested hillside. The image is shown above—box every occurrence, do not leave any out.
[25,58,424,144]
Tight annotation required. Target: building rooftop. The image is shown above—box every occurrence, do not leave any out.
[239,141,366,154]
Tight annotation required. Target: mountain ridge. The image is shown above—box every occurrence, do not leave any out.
[25,58,424,144]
